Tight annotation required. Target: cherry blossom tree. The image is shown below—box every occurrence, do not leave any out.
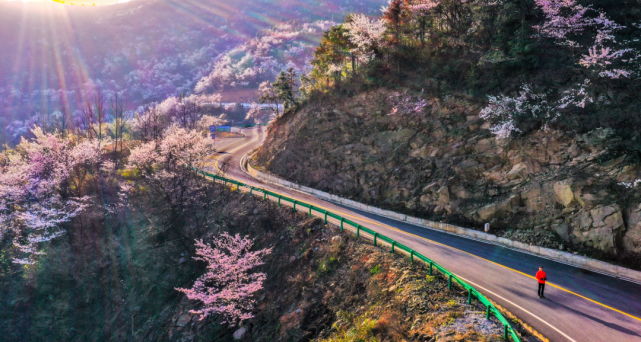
[194,22,329,94]
[244,102,266,123]
[176,233,272,325]
[0,128,102,264]
[343,14,387,57]
[557,79,593,109]
[127,124,215,174]
[533,0,592,47]
[479,84,556,139]
[533,0,634,80]
[126,125,217,241]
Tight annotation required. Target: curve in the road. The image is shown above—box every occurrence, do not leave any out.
[205,128,641,342]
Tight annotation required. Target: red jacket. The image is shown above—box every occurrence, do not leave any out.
[536,270,547,284]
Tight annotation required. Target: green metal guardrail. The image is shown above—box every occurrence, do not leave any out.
[194,168,522,342]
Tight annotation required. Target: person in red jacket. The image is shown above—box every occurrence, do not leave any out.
[536,267,547,298]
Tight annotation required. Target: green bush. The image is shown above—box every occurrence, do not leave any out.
[369,264,382,276]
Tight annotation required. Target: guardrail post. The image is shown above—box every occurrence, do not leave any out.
[410,250,414,263]
[429,262,433,276]
[224,180,227,187]
[263,190,266,200]
[486,305,491,320]
[373,233,378,246]
[293,201,297,212]
[250,188,253,195]
[391,241,395,254]
[448,274,452,289]
[278,195,281,206]
[324,211,328,224]
[503,325,508,340]
[356,225,360,238]
[309,206,312,218]
[468,289,472,304]
[340,218,344,231]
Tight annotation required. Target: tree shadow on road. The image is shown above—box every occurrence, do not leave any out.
[506,287,641,339]
[544,297,641,338]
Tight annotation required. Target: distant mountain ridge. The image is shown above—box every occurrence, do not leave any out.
[0,0,382,144]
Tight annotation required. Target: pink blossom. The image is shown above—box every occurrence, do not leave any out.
[127,125,216,176]
[343,14,387,55]
[557,79,593,109]
[176,233,272,325]
[534,0,634,80]
[408,0,439,16]
[387,92,428,116]
[0,128,101,263]
[480,84,555,139]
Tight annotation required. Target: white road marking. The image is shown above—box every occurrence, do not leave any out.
[460,276,578,342]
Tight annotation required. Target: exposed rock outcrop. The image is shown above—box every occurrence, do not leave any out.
[570,205,626,254]
[256,88,641,262]
[623,205,641,254]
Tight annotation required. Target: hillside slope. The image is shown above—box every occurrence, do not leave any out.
[0,171,534,341]
[255,86,641,269]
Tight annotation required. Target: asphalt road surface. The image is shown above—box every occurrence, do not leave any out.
[204,127,641,342]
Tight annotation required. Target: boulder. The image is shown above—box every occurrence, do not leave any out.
[410,146,430,159]
[506,162,528,180]
[521,185,545,212]
[552,220,571,242]
[574,210,592,228]
[474,138,495,153]
[456,159,483,172]
[571,205,626,254]
[476,152,503,165]
[483,166,504,182]
[450,184,472,199]
[437,186,451,204]
[176,314,192,327]
[553,181,575,207]
[573,190,597,208]
[474,194,521,222]
[590,206,619,227]
[617,165,638,183]
[573,226,619,254]
[233,327,247,340]
[507,150,524,164]
[528,146,548,164]
[623,204,641,253]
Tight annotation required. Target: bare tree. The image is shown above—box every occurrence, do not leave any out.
[82,92,106,143]
[172,93,203,130]
[110,93,127,155]
[134,106,168,142]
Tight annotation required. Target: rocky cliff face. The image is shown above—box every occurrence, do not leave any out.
[256,89,641,266]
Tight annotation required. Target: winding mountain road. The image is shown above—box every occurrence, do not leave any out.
[204,127,641,342]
